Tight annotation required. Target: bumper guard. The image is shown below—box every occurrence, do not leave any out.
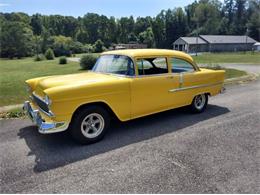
[23,101,68,134]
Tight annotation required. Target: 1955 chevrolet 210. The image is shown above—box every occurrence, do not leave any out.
[24,49,225,144]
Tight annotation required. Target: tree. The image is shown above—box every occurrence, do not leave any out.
[138,27,155,48]
[40,29,53,53]
[224,0,235,25]
[233,0,247,34]
[76,29,89,44]
[52,35,73,56]
[0,21,33,58]
[192,0,222,35]
[134,17,153,35]
[63,16,78,38]
[246,0,260,41]
[31,14,43,56]
[152,11,166,48]
[118,16,135,43]
[1,0,260,57]
[82,13,101,44]
[94,39,105,52]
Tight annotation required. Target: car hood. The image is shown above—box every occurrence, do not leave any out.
[36,71,121,91]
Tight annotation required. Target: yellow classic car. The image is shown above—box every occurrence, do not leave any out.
[23,49,225,144]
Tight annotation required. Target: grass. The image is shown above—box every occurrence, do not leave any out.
[0,57,83,107]
[203,65,247,79]
[224,68,247,79]
[193,52,260,64]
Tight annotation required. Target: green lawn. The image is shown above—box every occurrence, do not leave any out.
[203,65,247,79]
[193,52,260,64]
[224,68,247,79]
[0,58,83,106]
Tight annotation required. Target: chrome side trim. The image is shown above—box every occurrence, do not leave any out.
[169,82,223,93]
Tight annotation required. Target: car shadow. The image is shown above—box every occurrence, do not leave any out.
[18,104,229,173]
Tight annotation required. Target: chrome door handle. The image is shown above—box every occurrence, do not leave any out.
[166,76,174,79]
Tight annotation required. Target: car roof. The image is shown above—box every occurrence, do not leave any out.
[102,49,194,62]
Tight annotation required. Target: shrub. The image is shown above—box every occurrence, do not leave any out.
[94,39,106,53]
[45,48,55,60]
[80,55,98,70]
[59,56,67,64]
[34,54,45,61]
[83,44,94,53]
[70,41,85,54]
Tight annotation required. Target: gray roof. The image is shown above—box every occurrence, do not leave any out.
[200,35,257,44]
[174,37,207,45]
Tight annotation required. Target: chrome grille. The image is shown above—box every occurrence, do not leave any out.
[32,94,49,113]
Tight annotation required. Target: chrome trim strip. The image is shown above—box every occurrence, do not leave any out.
[169,82,223,93]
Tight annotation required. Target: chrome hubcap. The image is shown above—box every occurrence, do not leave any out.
[194,94,206,110]
[81,113,105,138]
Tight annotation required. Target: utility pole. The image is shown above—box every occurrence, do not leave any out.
[245,28,249,53]
[196,20,199,56]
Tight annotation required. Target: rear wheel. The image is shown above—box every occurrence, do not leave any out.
[190,94,208,113]
[70,105,110,144]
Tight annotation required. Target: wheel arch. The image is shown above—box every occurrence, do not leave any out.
[71,101,120,122]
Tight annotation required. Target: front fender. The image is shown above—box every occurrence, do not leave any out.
[44,79,131,122]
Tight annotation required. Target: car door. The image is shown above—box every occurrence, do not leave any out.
[169,57,201,105]
[130,57,180,118]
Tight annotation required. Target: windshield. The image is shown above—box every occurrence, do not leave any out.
[92,55,135,76]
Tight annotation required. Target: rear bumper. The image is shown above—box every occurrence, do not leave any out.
[23,101,68,134]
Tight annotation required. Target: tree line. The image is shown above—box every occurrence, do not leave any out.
[0,0,259,58]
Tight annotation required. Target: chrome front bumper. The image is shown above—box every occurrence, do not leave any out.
[23,101,68,134]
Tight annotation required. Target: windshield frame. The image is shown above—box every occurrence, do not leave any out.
[92,54,136,77]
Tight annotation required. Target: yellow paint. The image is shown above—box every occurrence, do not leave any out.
[25,49,225,124]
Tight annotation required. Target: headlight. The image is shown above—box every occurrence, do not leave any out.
[44,95,52,106]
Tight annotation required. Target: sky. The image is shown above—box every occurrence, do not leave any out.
[0,0,198,18]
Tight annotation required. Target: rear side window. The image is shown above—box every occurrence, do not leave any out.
[137,57,168,75]
[170,58,195,73]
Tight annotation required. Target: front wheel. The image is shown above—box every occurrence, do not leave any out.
[190,94,208,113]
[70,105,110,144]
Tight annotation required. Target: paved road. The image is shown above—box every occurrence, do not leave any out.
[67,57,80,62]
[1,81,259,193]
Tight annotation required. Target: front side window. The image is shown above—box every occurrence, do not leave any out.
[93,55,135,76]
[171,58,195,73]
[137,57,168,75]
